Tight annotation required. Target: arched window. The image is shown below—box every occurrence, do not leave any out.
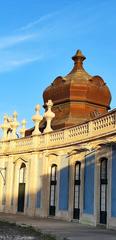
[100,159,107,181]
[49,164,57,216]
[100,158,107,224]
[19,163,26,183]
[73,161,81,219]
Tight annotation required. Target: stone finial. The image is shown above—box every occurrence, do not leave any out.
[72,50,86,69]
[7,116,13,139]
[32,104,43,135]
[44,100,55,133]
[10,111,20,139]
[1,115,9,140]
[20,119,27,138]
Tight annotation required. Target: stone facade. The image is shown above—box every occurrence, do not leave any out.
[0,50,116,230]
[0,108,115,229]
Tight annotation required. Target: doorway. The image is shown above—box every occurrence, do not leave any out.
[73,161,81,219]
[100,158,107,224]
[17,163,26,212]
[49,164,57,216]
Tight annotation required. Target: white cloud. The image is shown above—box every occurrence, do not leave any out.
[0,30,40,72]
[0,33,36,50]
[18,11,59,31]
[0,55,43,73]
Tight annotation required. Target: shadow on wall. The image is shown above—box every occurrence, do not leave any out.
[1,145,115,223]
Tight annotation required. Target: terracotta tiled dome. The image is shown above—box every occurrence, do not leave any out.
[43,50,111,130]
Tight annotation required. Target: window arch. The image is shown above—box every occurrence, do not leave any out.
[51,164,57,181]
[19,163,26,184]
[100,158,107,181]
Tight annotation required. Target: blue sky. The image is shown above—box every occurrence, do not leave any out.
[0,0,116,128]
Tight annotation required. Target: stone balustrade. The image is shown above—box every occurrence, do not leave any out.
[0,109,115,154]
[15,138,33,147]
[50,132,64,142]
[93,113,115,131]
[69,123,89,138]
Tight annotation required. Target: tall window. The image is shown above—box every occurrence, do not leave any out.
[17,163,26,212]
[100,158,107,224]
[73,161,81,219]
[19,163,26,183]
[49,164,57,216]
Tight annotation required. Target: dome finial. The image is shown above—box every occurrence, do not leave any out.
[72,50,86,69]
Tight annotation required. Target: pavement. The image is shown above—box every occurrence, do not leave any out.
[0,221,43,240]
[0,213,116,240]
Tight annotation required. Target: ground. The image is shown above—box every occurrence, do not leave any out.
[0,213,116,240]
[0,221,55,240]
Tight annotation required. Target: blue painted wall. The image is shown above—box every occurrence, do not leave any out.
[59,157,69,210]
[111,145,116,217]
[35,160,42,209]
[36,190,41,208]
[83,153,95,214]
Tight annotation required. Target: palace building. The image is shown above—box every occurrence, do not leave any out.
[0,50,116,229]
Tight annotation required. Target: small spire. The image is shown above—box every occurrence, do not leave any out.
[72,50,86,69]
[32,104,43,135]
[1,114,9,140]
[20,119,27,138]
[44,100,55,133]
[11,111,19,139]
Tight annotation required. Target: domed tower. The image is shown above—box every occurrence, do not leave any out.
[43,50,111,130]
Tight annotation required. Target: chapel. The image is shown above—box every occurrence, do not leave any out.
[0,50,116,229]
